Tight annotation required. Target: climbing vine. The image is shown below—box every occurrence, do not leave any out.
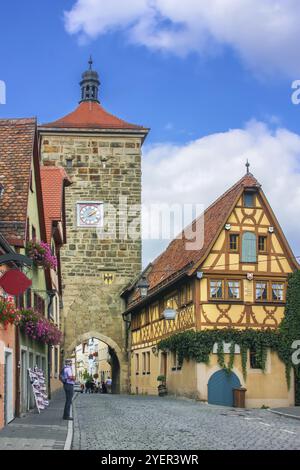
[279,270,300,397]
[159,271,300,389]
[158,328,281,381]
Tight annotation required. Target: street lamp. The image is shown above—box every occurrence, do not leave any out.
[137,276,149,298]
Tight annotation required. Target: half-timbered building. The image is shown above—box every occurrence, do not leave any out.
[123,170,298,407]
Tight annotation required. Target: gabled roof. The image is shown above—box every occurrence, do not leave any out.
[41,101,148,132]
[40,167,71,244]
[141,174,261,295]
[0,118,36,244]
[127,172,300,309]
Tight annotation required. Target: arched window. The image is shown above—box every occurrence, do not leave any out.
[242,232,257,262]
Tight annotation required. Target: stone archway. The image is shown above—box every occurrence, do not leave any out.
[65,331,128,394]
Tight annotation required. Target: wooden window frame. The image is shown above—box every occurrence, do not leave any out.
[254,280,286,303]
[258,234,268,255]
[135,353,139,375]
[243,191,255,208]
[209,279,224,300]
[229,233,240,253]
[209,278,242,302]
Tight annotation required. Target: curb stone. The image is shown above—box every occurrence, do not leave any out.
[64,393,79,450]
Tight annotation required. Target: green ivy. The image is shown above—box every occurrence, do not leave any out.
[158,271,300,389]
[280,270,300,398]
[158,328,282,382]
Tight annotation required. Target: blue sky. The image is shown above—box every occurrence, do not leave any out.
[0,0,299,264]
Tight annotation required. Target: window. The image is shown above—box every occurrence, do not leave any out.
[258,236,267,253]
[66,159,73,168]
[242,232,257,263]
[228,281,240,300]
[135,354,139,375]
[210,280,241,301]
[32,225,36,240]
[250,348,263,369]
[171,351,181,371]
[131,314,141,331]
[54,347,59,376]
[146,352,151,374]
[255,281,285,302]
[229,234,239,252]
[210,280,223,299]
[26,288,31,308]
[179,285,187,306]
[255,282,268,301]
[186,284,193,303]
[34,294,45,315]
[272,283,284,301]
[142,352,146,375]
[244,192,255,208]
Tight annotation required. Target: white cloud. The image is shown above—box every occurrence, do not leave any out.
[65,0,300,77]
[142,120,300,266]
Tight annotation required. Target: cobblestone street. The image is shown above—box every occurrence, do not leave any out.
[72,394,300,450]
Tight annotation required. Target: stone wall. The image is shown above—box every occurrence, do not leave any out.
[40,132,143,392]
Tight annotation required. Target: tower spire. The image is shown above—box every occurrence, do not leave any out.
[246,159,250,175]
[79,57,100,103]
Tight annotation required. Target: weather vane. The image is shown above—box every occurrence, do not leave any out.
[246,159,250,174]
[88,55,93,70]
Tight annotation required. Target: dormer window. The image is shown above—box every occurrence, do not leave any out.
[244,191,255,208]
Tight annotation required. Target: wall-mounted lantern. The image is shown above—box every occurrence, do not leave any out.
[137,276,149,298]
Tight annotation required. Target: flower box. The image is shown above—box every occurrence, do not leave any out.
[26,240,57,270]
[18,308,62,345]
[0,298,18,328]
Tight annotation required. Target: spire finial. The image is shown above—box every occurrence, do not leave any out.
[246,159,250,175]
[79,57,100,103]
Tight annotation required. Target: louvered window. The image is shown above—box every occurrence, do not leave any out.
[242,232,257,262]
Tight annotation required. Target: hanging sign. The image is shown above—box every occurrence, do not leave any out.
[0,270,32,295]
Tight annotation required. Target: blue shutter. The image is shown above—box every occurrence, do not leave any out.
[242,232,257,262]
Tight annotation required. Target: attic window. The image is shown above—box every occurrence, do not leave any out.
[244,192,255,208]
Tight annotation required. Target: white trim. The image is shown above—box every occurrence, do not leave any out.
[76,201,104,228]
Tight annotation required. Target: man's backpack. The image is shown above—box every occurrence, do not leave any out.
[59,367,67,384]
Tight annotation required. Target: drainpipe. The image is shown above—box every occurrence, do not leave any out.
[15,325,21,418]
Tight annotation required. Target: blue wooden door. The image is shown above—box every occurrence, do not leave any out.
[208,370,241,406]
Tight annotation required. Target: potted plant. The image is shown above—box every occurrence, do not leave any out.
[157,375,167,397]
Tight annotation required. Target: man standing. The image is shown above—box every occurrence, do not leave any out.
[61,359,75,420]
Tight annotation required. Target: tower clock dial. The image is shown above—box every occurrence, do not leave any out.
[77,202,103,227]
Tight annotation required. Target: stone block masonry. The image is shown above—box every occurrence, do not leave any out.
[40,133,144,392]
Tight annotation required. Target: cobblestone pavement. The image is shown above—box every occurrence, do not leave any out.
[72,393,300,450]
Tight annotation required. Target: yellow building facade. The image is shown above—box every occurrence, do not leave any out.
[124,172,298,407]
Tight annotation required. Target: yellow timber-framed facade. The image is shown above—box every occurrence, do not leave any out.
[123,171,298,407]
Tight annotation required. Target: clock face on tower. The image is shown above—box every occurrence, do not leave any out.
[77,202,103,228]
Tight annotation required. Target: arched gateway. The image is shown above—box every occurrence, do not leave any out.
[39,60,149,393]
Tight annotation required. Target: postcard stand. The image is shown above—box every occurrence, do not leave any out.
[28,367,49,413]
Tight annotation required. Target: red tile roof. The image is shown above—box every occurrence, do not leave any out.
[40,167,71,244]
[129,173,261,305]
[0,118,36,244]
[41,101,147,131]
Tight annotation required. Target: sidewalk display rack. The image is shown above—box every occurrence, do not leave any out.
[28,367,49,413]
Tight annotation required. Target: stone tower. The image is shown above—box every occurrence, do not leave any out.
[39,60,149,392]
